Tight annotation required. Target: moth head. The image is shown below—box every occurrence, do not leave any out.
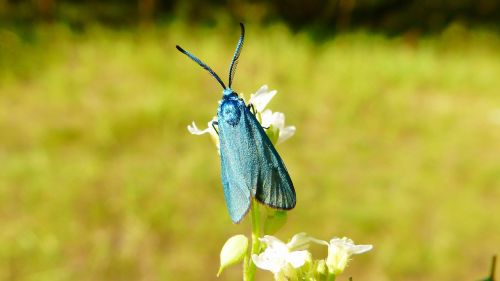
[223,88,238,97]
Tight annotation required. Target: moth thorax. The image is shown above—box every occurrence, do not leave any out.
[221,100,241,126]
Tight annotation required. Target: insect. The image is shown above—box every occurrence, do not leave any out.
[176,23,296,223]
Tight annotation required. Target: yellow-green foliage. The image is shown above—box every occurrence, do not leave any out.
[0,22,499,280]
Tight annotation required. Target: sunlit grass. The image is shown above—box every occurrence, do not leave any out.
[0,21,499,280]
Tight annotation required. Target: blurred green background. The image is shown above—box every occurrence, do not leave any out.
[1,1,499,280]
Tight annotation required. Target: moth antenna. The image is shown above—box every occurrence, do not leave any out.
[176,45,227,90]
[228,23,245,89]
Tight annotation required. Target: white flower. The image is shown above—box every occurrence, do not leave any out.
[260,109,296,145]
[187,118,220,151]
[315,237,373,275]
[187,85,295,148]
[253,233,372,279]
[187,119,216,136]
[252,235,311,275]
[248,85,277,113]
[250,85,296,145]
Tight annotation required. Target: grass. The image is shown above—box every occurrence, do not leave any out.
[0,21,499,280]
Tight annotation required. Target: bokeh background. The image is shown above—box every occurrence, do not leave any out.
[1,1,499,280]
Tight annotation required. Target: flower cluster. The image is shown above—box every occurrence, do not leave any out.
[252,233,372,280]
[252,234,312,280]
[187,85,296,150]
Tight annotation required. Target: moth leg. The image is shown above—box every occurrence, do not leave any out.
[247,104,270,129]
[247,103,257,115]
[211,121,219,135]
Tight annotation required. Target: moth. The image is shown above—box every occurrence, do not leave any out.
[176,23,296,223]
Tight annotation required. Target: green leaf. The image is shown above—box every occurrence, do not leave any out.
[264,209,288,235]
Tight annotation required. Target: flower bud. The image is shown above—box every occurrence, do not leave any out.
[217,234,248,277]
[325,237,372,275]
[314,260,328,281]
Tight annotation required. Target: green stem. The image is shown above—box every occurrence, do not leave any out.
[327,272,336,281]
[243,254,249,280]
[243,199,261,281]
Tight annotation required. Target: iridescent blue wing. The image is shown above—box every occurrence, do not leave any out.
[244,107,296,210]
[219,132,252,223]
[218,98,253,223]
[218,98,295,223]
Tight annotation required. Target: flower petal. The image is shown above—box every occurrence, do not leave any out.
[329,237,354,247]
[253,236,290,273]
[252,253,284,273]
[350,244,373,255]
[249,85,277,112]
[309,237,329,246]
[286,233,311,251]
[286,250,310,268]
[260,109,275,128]
[260,235,289,252]
[260,110,296,145]
[277,126,296,145]
[187,121,211,135]
[252,247,288,273]
[272,112,285,129]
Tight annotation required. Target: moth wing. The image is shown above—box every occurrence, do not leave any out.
[219,102,253,223]
[242,107,296,210]
[218,100,295,219]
